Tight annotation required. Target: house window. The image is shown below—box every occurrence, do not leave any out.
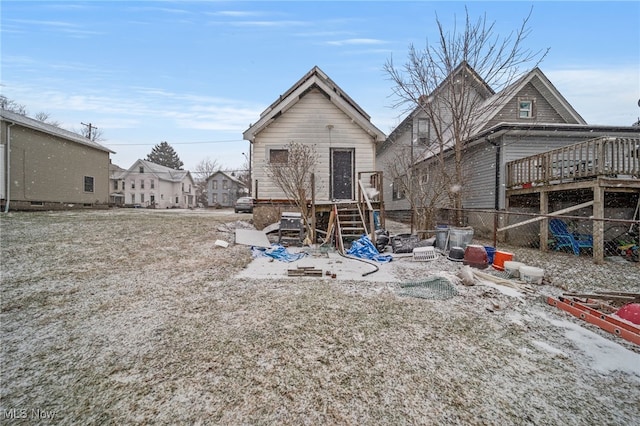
[139,166,144,173]
[140,193,145,204]
[113,180,119,190]
[417,118,430,144]
[212,193,217,203]
[222,180,228,190]
[182,183,185,191]
[392,177,405,200]
[131,180,135,189]
[150,195,155,204]
[222,193,229,204]
[188,184,191,193]
[175,196,179,204]
[518,99,534,118]
[150,179,155,189]
[131,194,136,204]
[84,176,94,193]
[121,181,125,190]
[212,180,218,190]
[161,194,164,200]
[269,149,289,164]
[140,179,145,189]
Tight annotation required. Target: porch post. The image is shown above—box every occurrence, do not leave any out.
[540,190,549,252]
[593,183,604,264]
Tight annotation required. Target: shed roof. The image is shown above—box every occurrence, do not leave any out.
[0,109,114,154]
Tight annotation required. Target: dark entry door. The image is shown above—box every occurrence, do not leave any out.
[331,149,354,200]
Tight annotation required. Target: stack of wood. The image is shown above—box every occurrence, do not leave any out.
[287,266,324,277]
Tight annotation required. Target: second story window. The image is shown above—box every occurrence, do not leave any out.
[417,118,430,145]
[150,179,155,189]
[212,180,218,190]
[121,181,125,190]
[131,180,135,189]
[222,180,228,190]
[113,180,119,190]
[269,149,288,164]
[139,166,144,173]
[140,179,145,189]
[518,99,534,118]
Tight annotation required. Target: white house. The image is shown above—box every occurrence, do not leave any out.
[243,66,386,202]
[119,159,196,209]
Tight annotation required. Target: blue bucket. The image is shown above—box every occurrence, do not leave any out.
[484,246,496,265]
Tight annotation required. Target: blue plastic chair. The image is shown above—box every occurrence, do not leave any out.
[549,219,593,255]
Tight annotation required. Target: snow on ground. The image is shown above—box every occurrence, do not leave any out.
[1,209,639,424]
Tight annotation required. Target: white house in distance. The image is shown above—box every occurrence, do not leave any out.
[118,159,196,208]
[205,170,246,207]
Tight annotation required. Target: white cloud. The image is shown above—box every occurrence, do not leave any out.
[546,67,640,126]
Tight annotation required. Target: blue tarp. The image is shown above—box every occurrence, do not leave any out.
[251,244,308,262]
[346,235,393,263]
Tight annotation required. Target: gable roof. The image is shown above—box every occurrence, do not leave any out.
[0,109,114,153]
[243,66,386,142]
[471,67,586,133]
[123,159,193,183]
[205,170,245,186]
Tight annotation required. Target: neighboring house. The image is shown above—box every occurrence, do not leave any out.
[243,66,386,202]
[377,66,640,218]
[205,170,246,207]
[1,109,113,211]
[109,161,126,206]
[119,159,196,209]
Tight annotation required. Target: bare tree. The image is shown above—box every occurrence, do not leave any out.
[385,143,450,231]
[192,157,221,206]
[265,141,318,235]
[34,112,61,127]
[0,95,27,115]
[77,124,105,142]
[384,7,548,225]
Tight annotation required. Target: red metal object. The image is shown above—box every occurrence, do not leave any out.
[546,296,640,346]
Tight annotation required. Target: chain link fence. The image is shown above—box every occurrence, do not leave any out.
[433,207,639,262]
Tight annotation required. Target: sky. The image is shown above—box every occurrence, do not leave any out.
[1,1,639,174]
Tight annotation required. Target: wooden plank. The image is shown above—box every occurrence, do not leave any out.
[497,201,594,232]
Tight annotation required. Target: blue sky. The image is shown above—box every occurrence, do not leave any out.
[2,1,639,173]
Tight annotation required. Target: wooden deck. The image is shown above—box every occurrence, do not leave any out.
[506,136,639,190]
[504,136,640,263]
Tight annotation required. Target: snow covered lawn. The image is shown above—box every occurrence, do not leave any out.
[1,209,638,424]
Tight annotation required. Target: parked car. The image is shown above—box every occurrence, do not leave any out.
[234,197,254,213]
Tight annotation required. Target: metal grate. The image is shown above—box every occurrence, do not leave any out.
[413,246,438,262]
[397,276,458,300]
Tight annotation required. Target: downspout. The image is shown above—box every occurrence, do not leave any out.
[3,122,14,213]
[488,137,500,248]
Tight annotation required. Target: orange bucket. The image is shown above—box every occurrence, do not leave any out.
[492,251,514,271]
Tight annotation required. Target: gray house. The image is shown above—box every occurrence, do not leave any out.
[205,171,246,207]
[1,109,113,211]
[377,65,639,262]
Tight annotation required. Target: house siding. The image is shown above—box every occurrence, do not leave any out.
[484,82,567,129]
[253,89,376,201]
[3,124,110,206]
[120,161,196,209]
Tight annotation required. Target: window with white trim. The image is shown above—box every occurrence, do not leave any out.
[518,99,534,118]
[269,149,289,164]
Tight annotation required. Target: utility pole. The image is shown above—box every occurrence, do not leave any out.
[81,122,97,140]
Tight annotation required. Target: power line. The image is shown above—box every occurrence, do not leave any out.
[107,139,244,146]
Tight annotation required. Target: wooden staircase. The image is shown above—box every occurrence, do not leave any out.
[334,203,367,253]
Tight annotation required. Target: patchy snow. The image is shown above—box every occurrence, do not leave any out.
[539,312,640,380]
[1,210,639,424]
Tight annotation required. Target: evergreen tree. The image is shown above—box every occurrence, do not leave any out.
[146,141,184,170]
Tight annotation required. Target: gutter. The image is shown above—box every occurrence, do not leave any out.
[3,122,13,213]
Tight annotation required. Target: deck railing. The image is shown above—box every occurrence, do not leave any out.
[506,137,640,189]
